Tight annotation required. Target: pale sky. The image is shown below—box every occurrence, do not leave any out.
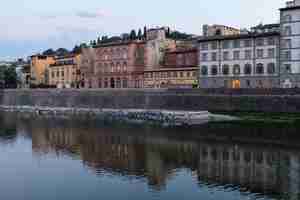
[0,0,287,60]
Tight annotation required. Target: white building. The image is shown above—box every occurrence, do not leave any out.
[280,0,300,88]
[198,24,280,88]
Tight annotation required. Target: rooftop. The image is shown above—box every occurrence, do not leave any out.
[198,31,280,43]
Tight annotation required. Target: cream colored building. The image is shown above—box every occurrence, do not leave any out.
[49,54,81,88]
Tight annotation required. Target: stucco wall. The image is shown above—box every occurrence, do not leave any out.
[1,89,300,113]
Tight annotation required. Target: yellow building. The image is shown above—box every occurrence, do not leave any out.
[49,54,81,88]
[30,55,55,86]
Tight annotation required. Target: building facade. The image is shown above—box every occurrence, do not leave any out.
[30,55,55,86]
[80,41,146,89]
[280,0,300,88]
[144,48,199,88]
[198,26,281,89]
[49,54,81,88]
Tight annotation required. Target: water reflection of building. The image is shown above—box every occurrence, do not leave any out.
[15,117,300,197]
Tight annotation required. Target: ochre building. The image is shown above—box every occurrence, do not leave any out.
[49,54,81,88]
[30,55,55,86]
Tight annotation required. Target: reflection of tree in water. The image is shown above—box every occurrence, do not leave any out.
[0,112,17,144]
[11,115,300,198]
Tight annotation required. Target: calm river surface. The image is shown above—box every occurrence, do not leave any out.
[1,112,300,200]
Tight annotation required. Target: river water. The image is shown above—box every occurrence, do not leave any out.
[1,112,300,200]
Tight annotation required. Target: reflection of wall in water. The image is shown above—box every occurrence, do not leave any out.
[15,117,300,196]
[197,142,300,196]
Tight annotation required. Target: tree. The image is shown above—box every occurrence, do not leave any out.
[56,48,69,56]
[4,66,17,88]
[42,49,55,56]
[97,37,101,44]
[143,26,147,39]
[129,30,137,40]
[137,29,143,40]
[72,45,82,54]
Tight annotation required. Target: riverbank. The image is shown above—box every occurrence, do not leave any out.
[0,105,238,127]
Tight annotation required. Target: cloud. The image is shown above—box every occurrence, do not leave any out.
[75,10,109,19]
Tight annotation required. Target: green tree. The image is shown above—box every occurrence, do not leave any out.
[4,66,17,88]
[97,37,101,44]
[137,29,143,40]
[130,30,137,40]
[143,26,147,39]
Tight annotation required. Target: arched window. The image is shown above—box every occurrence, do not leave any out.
[122,78,128,88]
[116,77,121,88]
[123,62,127,72]
[98,78,102,88]
[104,78,108,88]
[222,65,229,75]
[201,66,208,76]
[267,63,276,74]
[244,64,252,75]
[256,63,264,74]
[111,63,115,72]
[211,65,218,75]
[233,64,241,75]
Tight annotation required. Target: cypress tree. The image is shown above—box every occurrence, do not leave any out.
[130,30,137,40]
[137,29,143,40]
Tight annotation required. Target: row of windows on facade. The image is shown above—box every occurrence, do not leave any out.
[51,70,76,78]
[201,48,276,61]
[89,77,142,89]
[200,147,278,165]
[201,63,276,76]
[54,60,75,66]
[200,37,276,50]
[96,62,128,73]
[144,71,197,79]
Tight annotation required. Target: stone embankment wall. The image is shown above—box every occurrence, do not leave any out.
[1,89,300,113]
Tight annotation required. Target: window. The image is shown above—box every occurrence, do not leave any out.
[267,63,276,74]
[57,71,59,77]
[211,42,218,50]
[186,72,190,77]
[257,49,264,58]
[122,78,128,88]
[98,78,102,88]
[268,48,275,58]
[222,65,230,75]
[285,64,292,73]
[233,64,241,75]
[283,26,292,36]
[201,53,208,61]
[52,72,55,78]
[104,78,108,88]
[282,14,292,23]
[244,39,252,47]
[233,51,240,60]
[233,40,240,48]
[223,51,229,60]
[211,65,218,75]
[180,72,184,77]
[282,51,291,60]
[256,38,264,46]
[245,50,252,59]
[201,43,209,50]
[246,80,251,87]
[244,64,252,75]
[201,66,208,76]
[211,52,217,61]
[116,77,121,88]
[282,39,292,49]
[222,41,230,49]
[256,63,264,74]
[267,37,275,46]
